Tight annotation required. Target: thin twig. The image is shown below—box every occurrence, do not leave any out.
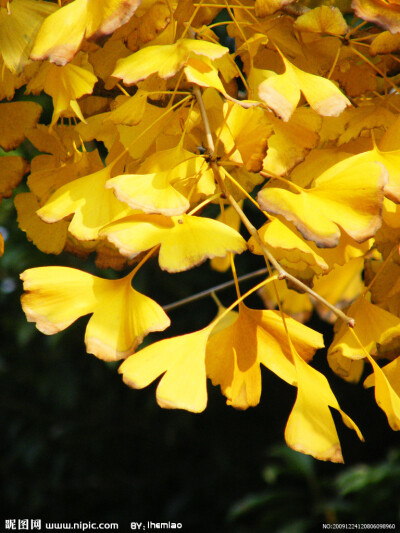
[163,267,269,311]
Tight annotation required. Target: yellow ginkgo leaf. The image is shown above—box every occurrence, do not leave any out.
[338,103,396,146]
[30,0,142,65]
[328,350,365,384]
[257,52,350,122]
[26,58,97,126]
[290,148,351,189]
[0,155,27,199]
[184,56,227,94]
[101,213,247,272]
[285,347,363,463]
[328,294,400,361]
[370,31,400,56]
[20,267,170,361]
[254,0,295,17]
[119,325,214,413]
[15,192,69,255]
[0,0,57,73]
[0,231,4,257]
[249,216,329,277]
[114,103,172,160]
[347,143,400,203]
[312,257,365,323]
[258,157,387,247]
[0,101,42,151]
[217,102,272,172]
[316,233,370,271]
[28,149,104,204]
[380,114,400,152]
[89,38,130,89]
[108,171,190,216]
[206,303,324,409]
[37,165,132,241]
[363,356,400,431]
[352,0,400,35]
[26,123,80,162]
[0,57,28,100]
[106,145,211,216]
[293,6,348,35]
[112,38,228,85]
[108,91,148,126]
[262,107,320,176]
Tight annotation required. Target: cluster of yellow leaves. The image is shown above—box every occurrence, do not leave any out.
[3,0,400,463]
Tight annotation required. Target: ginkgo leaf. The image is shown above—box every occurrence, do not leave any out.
[0,155,27,199]
[112,38,228,85]
[20,267,170,361]
[289,149,351,189]
[184,56,227,94]
[254,0,295,17]
[15,192,69,255]
[249,216,329,277]
[338,103,396,146]
[37,165,132,241]
[293,6,348,35]
[28,149,104,203]
[312,257,364,322]
[30,0,142,65]
[119,325,214,412]
[217,102,272,172]
[101,213,247,272]
[106,145,211,216]
[352,0,400,34]
[26,58,98,126]
[26,123,80,162]
[113,103,172,160]
[328,294,400,361]
[347,143,400,203]
[370,31,400,56]
[257,52,350,122]
[0,101,42,151]
[262,107,321,176]
[0,57,28,100]
[75,113,119,154]
[0,232,4,257]
[206,303,324,409]
[108,171,190,216]
[0,0,57,73]
[328,350,365,384]
[108,91,148,126]
[363,356,400,431]
[258,157,387,247]
[285,347,363,463]
[334,59,377,99]
[89,38,130,89]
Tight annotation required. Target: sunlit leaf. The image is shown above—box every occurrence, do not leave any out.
[21,266,170,361]
[258,157,387,247]
[31,0,142,65]
[119,325,213,412]
[101,213,247,272]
